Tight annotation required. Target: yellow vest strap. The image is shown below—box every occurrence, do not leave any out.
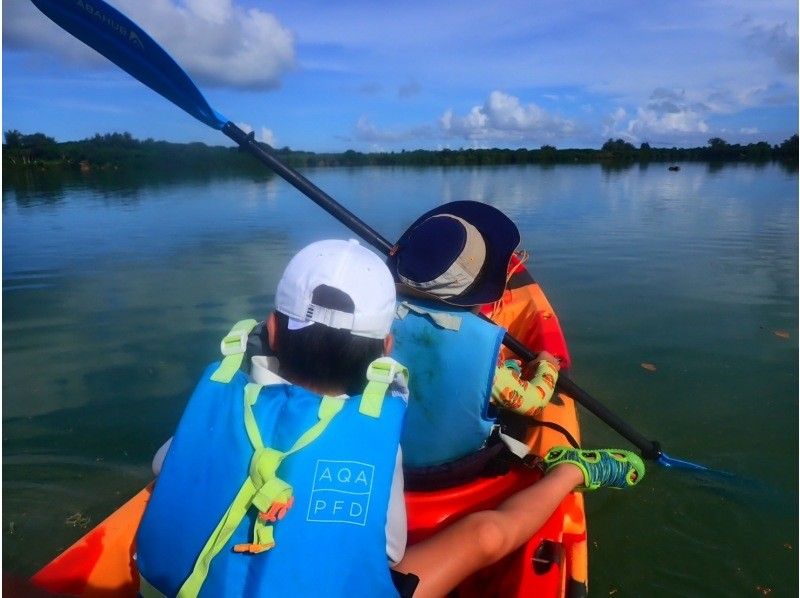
[360,357,408,418]
[210,319,259,383]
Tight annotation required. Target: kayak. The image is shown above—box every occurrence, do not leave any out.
[32,256,587,598]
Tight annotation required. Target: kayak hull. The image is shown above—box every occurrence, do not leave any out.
[31,485,152,598]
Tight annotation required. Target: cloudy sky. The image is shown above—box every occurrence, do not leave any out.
[3,0,798,151]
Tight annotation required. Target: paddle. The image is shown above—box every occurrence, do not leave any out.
[29,0,711,472]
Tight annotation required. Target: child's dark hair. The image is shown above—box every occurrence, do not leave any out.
[272,286,386,395]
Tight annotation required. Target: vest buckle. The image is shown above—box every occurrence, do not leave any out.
[220,329,248,356]
[366,357,399,385]
[258,496,295,523]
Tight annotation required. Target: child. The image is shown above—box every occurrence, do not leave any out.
[137,239,410,596]
[387,200,564,469]
[385,201,645,596]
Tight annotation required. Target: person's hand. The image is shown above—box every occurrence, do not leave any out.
[536,351,560,367]
[522,351,560,379]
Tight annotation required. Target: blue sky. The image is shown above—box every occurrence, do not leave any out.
[3,0,798,152]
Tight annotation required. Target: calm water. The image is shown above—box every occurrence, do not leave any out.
[3,163,798,596]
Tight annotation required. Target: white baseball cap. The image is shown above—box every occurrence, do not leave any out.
[275,239,396,339]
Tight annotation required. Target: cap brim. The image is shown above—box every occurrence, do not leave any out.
[389,200,520,307]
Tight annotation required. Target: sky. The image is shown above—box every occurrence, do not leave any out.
[2,0,798,152]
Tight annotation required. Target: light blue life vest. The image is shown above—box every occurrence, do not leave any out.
[391,300,506,467]
[136,321,407,598]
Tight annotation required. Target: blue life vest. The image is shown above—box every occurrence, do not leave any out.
[390,300,506,467]
[136,350,406,597]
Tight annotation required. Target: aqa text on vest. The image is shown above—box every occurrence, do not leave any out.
[307,460,375,526]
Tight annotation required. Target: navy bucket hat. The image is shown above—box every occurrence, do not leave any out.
[387,200,520,307]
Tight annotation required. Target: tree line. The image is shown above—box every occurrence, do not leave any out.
[3,129,797,171]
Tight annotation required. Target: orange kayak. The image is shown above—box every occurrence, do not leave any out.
[33,258,587,597]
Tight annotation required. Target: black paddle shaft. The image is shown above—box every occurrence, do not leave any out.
[223,122,393,255]
[224,120,663,461]
[501,332,662,459]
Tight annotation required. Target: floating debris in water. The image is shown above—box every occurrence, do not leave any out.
[756,586,773,596]
[640,363,657,372]
[774,330,790,339]
[65,512,91,528]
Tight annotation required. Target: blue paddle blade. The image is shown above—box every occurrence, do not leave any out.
[658,452,709,471]
[30,0,228,130]
[657,451,732,476]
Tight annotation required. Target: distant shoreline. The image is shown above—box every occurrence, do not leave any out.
[3,131,797,172]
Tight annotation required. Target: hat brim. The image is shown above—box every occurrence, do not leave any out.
[389,200,520,307]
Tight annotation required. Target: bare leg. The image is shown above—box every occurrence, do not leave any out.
[394,464,583,598]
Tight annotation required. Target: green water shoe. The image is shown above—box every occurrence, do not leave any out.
[544,447,645,491]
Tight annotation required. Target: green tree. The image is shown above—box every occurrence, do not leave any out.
[4,131,58,163]
[708,137,728,148]
[4,129,23,148]
[776,135,798,157]
[706,137,731,158]
[744,141,771,160]
[601,138,636,159]
[538,145,557,162]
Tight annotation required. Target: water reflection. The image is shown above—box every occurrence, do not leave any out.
[2,168,275,207]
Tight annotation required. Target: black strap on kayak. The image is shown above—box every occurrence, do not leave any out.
[528,420,581,449]
[497,403,582,451]
[404,398,584,492]
[403,444,506,491]
[403,428,551,491]
[403,432,511,491]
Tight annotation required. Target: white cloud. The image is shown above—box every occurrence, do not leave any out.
[745,20,798,75]
[260,127,276,146]
[440,91,576,145]
[607,107,627,126]
[4,0,295,90]
[232,122,274,145]
[236,121,254,135]
[185,0,233,25]
[2,0,110,66]
[604,88,712,143]
[629,107,709,136]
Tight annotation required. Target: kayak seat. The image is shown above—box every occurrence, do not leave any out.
[403,429,539,491]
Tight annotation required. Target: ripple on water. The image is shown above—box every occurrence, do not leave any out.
[3,453,150,576]
[640,470,796,597]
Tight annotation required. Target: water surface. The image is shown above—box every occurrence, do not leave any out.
[3,163,797,596]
